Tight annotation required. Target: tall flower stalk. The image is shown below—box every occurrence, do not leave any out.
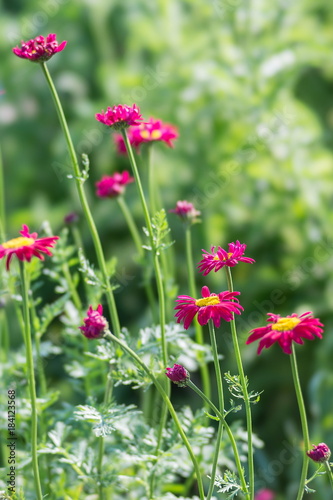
[185,223,211,401]
[40,62,121,337]
[121,129,167,366]
[121,128,169,499]
[19,262,43,500]
[104,331,205,500]
[225,266,254,500]
[290,344,310,500]
[206,320,225,499]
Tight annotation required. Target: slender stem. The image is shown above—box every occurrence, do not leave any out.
[40,62,120,337]
[122,130,169,499]
[207,319,225,499]
[121,130,167,365]
[62,262,82,310]
[188,379,249,498]
[207,321,224,413]
[185,226,211,401]
[19,262,43,500]
[324,461,333,491]
[225,267,254,500]
[104,331,205,500]
[290,345,310,500]
[116,196,144,257]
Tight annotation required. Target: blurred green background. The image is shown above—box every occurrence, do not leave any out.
[1,0,333,496]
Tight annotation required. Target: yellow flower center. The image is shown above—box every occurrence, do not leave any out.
[213,252,233,261]
[141,130,162,140]
[2,237,35,250]
[195,296,220,307]
[271,317,301,331]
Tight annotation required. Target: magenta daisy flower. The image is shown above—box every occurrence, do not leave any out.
[131,117,178,148]
[0,225,59,271]
[96,171,134,198]
[169,200,201,224]
[246,312,324,355]
[307,443,331,463]
[175,285,243,330]
[165,364,189,387]
[12,34,67,62]
[95,104,142,130]
[79,305,108,339]
[198,241,255,276]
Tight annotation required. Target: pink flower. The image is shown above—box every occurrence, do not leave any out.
[246,312,324,355]
[254,489,276,500]
[96,171,134,198]
[95,104,142,130]
[197,241,255,276]
[307,443,331,463]
[131,117,178,148]
[12,34,67,62]
[165,364,189,387]
[175,285,243,330]
[79,305,108,339]
[0,225,59,271]
[169,200,201,224]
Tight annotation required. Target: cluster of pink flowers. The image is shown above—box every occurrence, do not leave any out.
[96,171,134,198]
[12,34,67,62]
[0,225,59,270]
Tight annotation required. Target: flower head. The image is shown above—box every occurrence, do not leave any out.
[131,117,178,148]
[12,34,67,62]
[198,241,255,276]
[175,285,243,330]
[95,104,142,130]
[0,225,59,271]
[254,489,276,500]
[169,200,201,225]
[64,212,79,225]
[307,443,331,463]
[246,312,324,355]
[96,171,134,198]
[79,305,108,339]
[165,364,189,387]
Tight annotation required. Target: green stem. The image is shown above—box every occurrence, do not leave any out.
[104,331,205,500]
[62,262,82,310]
[225,267,254,500]
[121,130,167,365]
[207,320,225,499]
[19,262,43,500]
[116,196,144,257]
[290,344,310,500]
[324,461,333,492]
[122,130,169,499]
[188,379,249,498]
[185,226,211,401]
[40,62,120,337]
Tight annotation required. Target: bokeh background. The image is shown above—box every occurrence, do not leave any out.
[1,0,333,497]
